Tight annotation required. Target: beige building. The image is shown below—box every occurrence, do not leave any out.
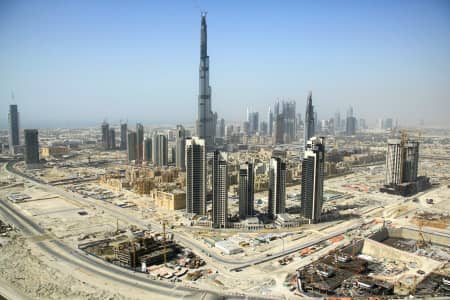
[153,189,186,210]
[40,146,69,158]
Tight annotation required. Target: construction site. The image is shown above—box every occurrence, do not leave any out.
[79,227,206,280]
[288,225,450,298]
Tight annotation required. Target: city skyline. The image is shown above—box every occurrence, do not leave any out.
[1,1,450,128]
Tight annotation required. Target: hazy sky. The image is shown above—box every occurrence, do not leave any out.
[1,0,449,128]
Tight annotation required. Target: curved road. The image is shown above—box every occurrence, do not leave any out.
[1,162,231,300]
[5,161,363,271]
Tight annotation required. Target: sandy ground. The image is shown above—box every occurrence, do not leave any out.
[0,233,134,300]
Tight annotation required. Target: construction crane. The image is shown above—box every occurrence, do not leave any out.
[162,220,168,265]
[416,220,428,248]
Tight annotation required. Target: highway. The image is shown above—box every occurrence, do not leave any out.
[2,161,282,299]
[0,197,207,300]
[5,161,365,270]
[0,163,229,300]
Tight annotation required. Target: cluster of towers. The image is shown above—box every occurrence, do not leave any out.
[119,123,186,169]
[185,14,326,225]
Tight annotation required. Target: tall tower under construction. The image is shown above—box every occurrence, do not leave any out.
[386,138,419,185]
[196,13,216,150]
[304,92,315,149]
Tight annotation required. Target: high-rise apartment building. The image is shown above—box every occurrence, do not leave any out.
[186,137,206,216]
[386,139,419,185]
[301,137,325,223]
[273,114,284,145]
[345,106,356,136]
[176,125,186,170]
[268,157,286,219]
[136,123,144,163]
[108,128,115,149]
[127,131,137,162]
[24,129,39,165]
[239,162,254,219]
[120,123,127,150]
[196,14,216,149]
[8,104,20,153]
[152,133,168,167]
[282,101,296,142]
[212,150,228,228]
[248,112,259,134]
[144,137,152,163]
[334,111,341,134]
[218,118,225,138]
[101,122,110,149]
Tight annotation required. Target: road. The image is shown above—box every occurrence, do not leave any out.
[5,161,364,270]
[229,221,363,271]
[0,197,209,300]
[1,163,228,300]
[2,161,283,299]
[401,224,450,238]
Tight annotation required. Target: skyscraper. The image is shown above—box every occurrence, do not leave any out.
[101,122,110,149]
[268,157,286,219]
[8,104,20,154]
[24,129,39,166]
[259,121,268,136]
[120,123,127,150]
[176,125,186,170]
[136,123,144,163]
[108,128,116,149]
[345,106,356,136]
[196,13,216,149]
[334,111,341,135]
[273,114,284,145]
[144,137,152,163]
[249,112,259,134]
[152,133,168,167]
[304,91,315,149]
[218,118,225,138]
[301,137,325,223]
[186,137,206,216]
[268,106,273,136]
[212,150,228,228]
[386,138,419,185]
[127,131,137,162]
[239,162,254,219]
[282,101,296,142]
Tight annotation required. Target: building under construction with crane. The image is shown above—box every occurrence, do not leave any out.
[381,133,431,196]
[78,227,206,273]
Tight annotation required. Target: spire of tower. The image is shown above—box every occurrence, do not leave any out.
[200,12,208,58]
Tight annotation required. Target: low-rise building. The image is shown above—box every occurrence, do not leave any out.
[40,146,69,158]
[215,240,243,255]
[154,189,186,210]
